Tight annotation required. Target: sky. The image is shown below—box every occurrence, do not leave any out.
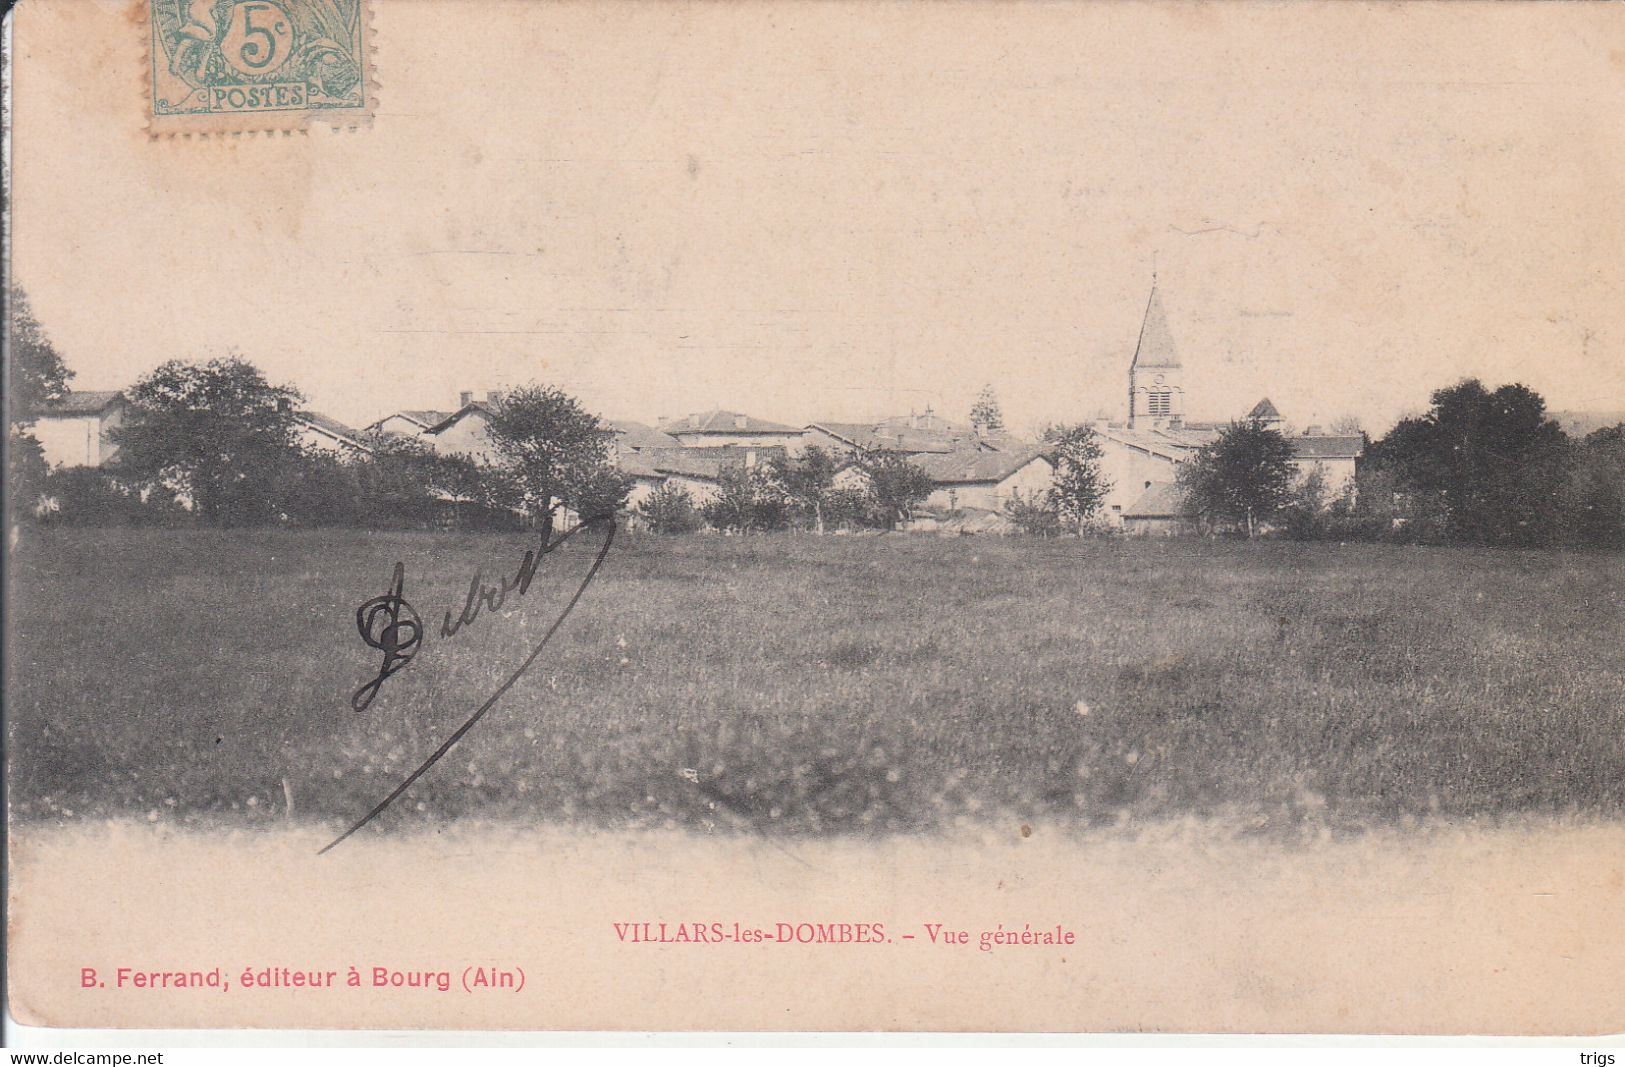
[10,0,1625,437]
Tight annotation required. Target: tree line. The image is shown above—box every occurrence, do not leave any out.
[9,289,1621,547]
[7,291,632,531]
[1172,381,1624,548]
[634,446,939,535]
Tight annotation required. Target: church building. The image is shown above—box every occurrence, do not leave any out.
[1092,281,1364,533]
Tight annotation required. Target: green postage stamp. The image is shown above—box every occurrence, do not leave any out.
[146,0,373,133]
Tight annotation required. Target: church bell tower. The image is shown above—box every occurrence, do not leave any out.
[1127,278,1184,429]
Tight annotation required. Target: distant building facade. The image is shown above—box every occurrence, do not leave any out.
[30,391,126,468]
[657,410,805,450]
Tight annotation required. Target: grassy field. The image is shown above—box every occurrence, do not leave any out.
[6,526,1623,838]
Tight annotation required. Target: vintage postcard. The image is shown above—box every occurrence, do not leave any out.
[5,0,1625,1042]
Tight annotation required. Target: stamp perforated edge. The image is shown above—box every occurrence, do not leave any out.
[141,0,378,139]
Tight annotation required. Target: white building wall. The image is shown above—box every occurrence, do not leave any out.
[664,473,721,504]
[429,411,500,464]
[1096,438,1183,524]
[623,476,666,510]
[1291,456,1358,496]
[33,408,122,468]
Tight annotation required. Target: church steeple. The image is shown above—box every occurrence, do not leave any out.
[1127,277,1184,428]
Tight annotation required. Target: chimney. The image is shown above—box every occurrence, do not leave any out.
[459,390,473,408]
[1304,425,1322,436]
[734,414,748,430]
[487,390,501,406]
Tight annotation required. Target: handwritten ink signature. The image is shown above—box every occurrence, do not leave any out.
[347,519,602,712]
[321,516,617,855]
[351,562,422,713]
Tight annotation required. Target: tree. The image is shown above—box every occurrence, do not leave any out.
[700,464,787,533]
[766,445,838,532]
[484,384,630,532]
[823,485,873,530]
[1042,423,1111,533]
[1177,419,1295,538]
[358,433,446,527]
[636,483,702,534]
[1366,379,1569,546]
[6,285,75,425]
[113,357,304,526]
[7,433,49,524]
[1276,464,1331,541]
[855,449,934,529]
[970,385,1004,435]
[1562,424,1625,549]
[426,450,524,530]
[7,285,76,519]
[281,448,369,527]
[1003,489,1062,537]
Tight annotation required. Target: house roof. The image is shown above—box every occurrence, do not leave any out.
[1144,425,1222,449]
[609,419,682,450]
[644,448,726,480]
[915,448,1048,485]
[616,453,664,479]
[1290,435,1365,460]
[662,410,801,435]
[1129,284,1180,370]
[34,390,123,417]
[1248,397,1283,420]
[1122,481,1193,519]
[296,411,370,448]
[364,410,451,433]
[1096,426,1194,462]
[424,402,495,434]
[806,422,963,454]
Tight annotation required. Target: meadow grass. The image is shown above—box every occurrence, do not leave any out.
[7,526,1623,838]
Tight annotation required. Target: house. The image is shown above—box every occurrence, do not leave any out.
[1120,481,1197,537]
[621,445,783,510]
[916,449,1055,513]
[617,452,670,511]
[422,396,501,464]
[29,390,126,468]
[658,410,805,449]
[294,412,372,457]
[641,448,729,504]
[1287,433,1364,496]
